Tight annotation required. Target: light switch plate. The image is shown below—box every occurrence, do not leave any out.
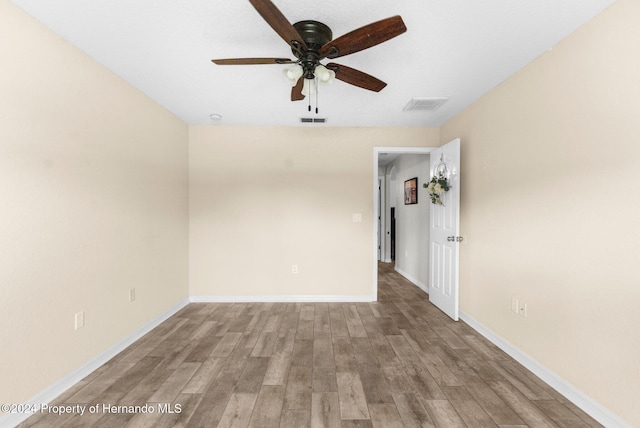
[75,311,85,330]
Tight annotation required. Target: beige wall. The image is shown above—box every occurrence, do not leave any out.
[3,0,638,423]
[441,0,640,424]
[189,126,439,299]
[0,0,189,407]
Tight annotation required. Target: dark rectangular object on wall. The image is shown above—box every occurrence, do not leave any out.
[404,177,418,205]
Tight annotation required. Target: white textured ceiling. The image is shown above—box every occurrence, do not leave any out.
[11,0,616,127]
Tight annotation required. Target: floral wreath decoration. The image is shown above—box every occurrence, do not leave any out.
[423,160,450,206]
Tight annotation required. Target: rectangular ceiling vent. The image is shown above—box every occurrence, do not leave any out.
[300,117,327,123]
[403,97,449,112]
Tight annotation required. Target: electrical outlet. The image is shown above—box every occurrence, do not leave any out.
[518,301,528,318]
[292,265,298,274]
[511,298,519,314]
[129,288,136,302]
[74,311,85,330]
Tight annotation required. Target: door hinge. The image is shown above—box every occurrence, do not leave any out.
[447,236,464,242]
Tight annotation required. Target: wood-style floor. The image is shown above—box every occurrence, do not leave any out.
[20,263,601,427]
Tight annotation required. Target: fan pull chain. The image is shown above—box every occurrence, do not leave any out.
[315,78,319,114]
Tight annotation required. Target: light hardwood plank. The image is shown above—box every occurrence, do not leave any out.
[250,331,278,358]
[217,393,258,428]
[423,399,467,428]
[534,399,591,428]
[314,303,331,335]
[182,357,225,394]
[368,403,404,428]
[280,409,311,428]
[331,336,359,372]
[336,372,370,420]
[489,380,559,427]
[152,393,204,428]
[344,304,368,338]
[247,385,285,428]
[210,332,243,358]
[148,362,201,403]
[442,385,497,427]
[392,392,436,428]
[235,357,270,393]
[381,361,416,394]
[358,365,394,404]
[311,392,341,428]
[262,330,295,386]
[367,335,399,367]
[328,304,349,338]
[312,366,338,393]
[490,359,555,401]
[283,366,312,410]
[292,338,313,367]
[463,379,525,426]
[188,380,235,427]
[312,333,335,369]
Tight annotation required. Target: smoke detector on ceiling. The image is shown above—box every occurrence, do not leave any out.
[403,97,449,112]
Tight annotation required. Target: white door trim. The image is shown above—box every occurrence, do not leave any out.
[373,146,435,300]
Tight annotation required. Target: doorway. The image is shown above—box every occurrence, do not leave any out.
[373,147,434,300]
[390,207,396,262]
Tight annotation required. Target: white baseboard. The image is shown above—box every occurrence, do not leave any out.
[190,295,374,303]
[394,266,428,294]
[459,311,630,428]
[0,299,189,428]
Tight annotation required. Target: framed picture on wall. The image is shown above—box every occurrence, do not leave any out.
[404,177,418,205]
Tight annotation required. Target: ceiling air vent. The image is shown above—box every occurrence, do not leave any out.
[403,97,449,112]
[300,117,327,123]
[300,118,327,123]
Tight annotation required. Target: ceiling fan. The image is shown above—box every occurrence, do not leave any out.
[212,0,407,105]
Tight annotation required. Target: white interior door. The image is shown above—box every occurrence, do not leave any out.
[429,138,461,320]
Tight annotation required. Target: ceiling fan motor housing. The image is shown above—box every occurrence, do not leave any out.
[293,20,333,79]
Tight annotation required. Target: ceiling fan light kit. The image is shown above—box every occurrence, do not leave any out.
[283,65,304,86]
[315,65,335,83]
[212,0,407,114]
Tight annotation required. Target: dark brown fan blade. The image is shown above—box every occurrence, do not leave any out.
[291,78,305,101]
[212,58,294,65]
[326,63,387,92]
[321,16,406,59]
[249,0,307,52]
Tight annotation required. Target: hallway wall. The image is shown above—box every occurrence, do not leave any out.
[385,154,431,290]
